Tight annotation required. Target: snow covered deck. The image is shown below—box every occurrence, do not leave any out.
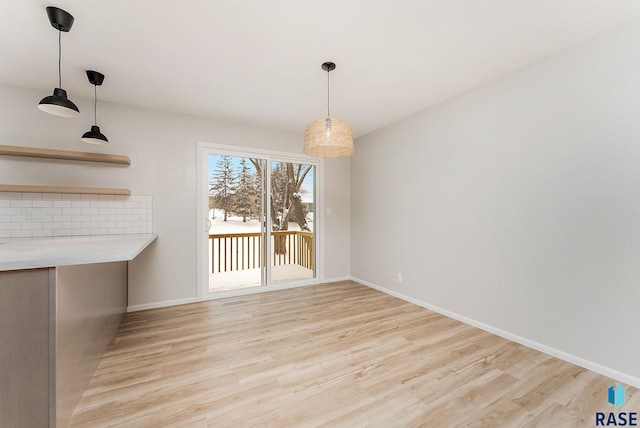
[209,265,314,292]
[208,215,315,292]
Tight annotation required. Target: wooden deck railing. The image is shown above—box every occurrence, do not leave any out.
[209,231,314,273]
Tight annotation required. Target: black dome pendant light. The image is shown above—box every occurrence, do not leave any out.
[81,70,108,144]
[38,6,80,118]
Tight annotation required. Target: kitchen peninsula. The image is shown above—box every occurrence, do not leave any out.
[0,233,157,427]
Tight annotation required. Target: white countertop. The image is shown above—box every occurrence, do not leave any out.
[0,233,158,271]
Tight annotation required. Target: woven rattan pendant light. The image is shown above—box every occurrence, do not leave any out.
[303,62,353,158]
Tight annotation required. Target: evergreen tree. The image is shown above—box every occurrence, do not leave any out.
[210,155,236,221]
[235,158,256,222]
[251,169,262,219]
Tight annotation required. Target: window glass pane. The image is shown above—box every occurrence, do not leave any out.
[270,161,315,283]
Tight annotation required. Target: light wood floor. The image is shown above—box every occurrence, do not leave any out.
[68,281,638,427]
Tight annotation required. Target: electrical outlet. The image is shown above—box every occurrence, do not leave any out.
[397,273,403,283]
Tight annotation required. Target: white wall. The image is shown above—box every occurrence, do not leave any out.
[351,19,640,383]
[0,84,350,307]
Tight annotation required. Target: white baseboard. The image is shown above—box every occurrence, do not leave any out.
[129,278,345,311]
[322,276,352,283]
[127,296,199,312]
[350,276,640,390]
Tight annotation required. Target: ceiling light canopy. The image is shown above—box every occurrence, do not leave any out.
[38,6,80,118]
[81,70,109,144]
[303,62,353,158]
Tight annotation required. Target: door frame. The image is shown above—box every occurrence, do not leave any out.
[196,141,323,301]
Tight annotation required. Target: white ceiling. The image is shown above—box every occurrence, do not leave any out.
[2,1,639,137]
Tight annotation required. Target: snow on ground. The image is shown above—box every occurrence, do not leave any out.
[209,209,312,233]
[209,265,314,292]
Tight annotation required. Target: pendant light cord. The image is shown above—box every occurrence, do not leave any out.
[93,85,97,125]
[326,69,330,118]
[58,30,62,88]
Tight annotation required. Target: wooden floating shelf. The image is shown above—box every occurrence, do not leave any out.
[0,184,131,196]
[0,144,131,165]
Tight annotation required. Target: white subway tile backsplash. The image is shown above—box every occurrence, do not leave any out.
[80,194,100,201]
[81,208,100,215]
[11,200,32,208]
[63,208,82,215]
[22,193,43,200]
[32,200,53,208]
[1,193,152,238]
[62,193,82,200]
[0,192,21,200]
[0,223,21,231]
[53,201,72,208]
[0,208,21,215]
[11,230,33,238]
[43,222,63,230]
[43,193,62,201]
[21,223,43,230]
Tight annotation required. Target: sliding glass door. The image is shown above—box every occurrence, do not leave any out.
[208,155,267,292]
[198,144,317,297]
[270,160,315,284]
